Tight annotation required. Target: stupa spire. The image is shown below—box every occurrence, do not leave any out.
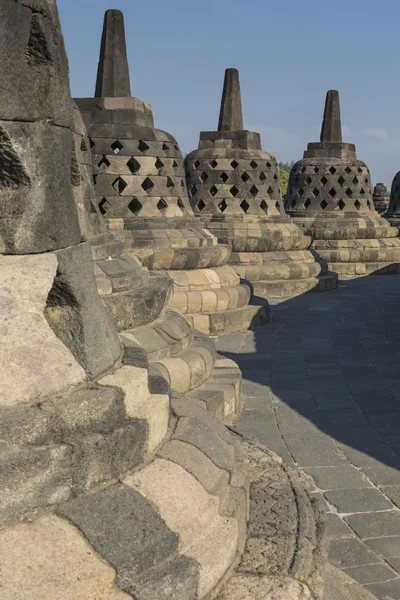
[95,9,131,98]
[320,90,342,143]
[218,68,244,131]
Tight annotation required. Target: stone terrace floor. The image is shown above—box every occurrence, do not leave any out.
[216,276,400,599]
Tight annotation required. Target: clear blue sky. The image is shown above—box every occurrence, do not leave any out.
[59,0,399,187]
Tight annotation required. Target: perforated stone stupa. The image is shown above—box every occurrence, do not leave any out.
[185,69,337,298]
[372,183,390,215]
[286,91,400,275]
[385,173,400,229]
[75,10,269,335]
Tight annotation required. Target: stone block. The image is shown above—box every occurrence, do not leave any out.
[72,423,146,492]
[40,385,125,441]
[0,443,72,525]
[157,439,230,497]
[216,574,312,600]
[0,1,73,127]
[58,484,182,591]
[45,243,122,378]
[100,366,170,453]
[0,253,85,408]
[0,120,81,253]
[173,416,236,472]
[122,555,197,600]
[328,538,380,568]
[0,514,130,599]
[125,458,239,599]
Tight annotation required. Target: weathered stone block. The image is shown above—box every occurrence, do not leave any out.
[0,121,81,253]
[0,253,86,408]
[0,0,73,126]
[0,514,130,600]
[45,243,122,378]
[0,443,72,525]
[57,485,181,585]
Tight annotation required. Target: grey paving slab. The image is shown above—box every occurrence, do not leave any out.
[217,277,400,596]
[345,511,400,539]
[364,537,400,560]
[364,466,400,487]
[304,466,372,491]
[382,487,400,509]
[365,578,400,599]
[343,563,398,585]
[328,537,382,568]
[324,488,394,514]
[326,513,356,539]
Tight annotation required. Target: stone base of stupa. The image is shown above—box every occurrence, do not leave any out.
[106,217,270,335]
[198,215,338,298]
[292,213,400,276]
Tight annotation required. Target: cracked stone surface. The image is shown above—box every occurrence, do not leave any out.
[216,277,400,599]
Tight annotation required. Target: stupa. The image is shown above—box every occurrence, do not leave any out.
[385,173,400,229]
[75,10,269,336]
[286,91,400,275]
[185,69,337,298]
[372,183,390,215]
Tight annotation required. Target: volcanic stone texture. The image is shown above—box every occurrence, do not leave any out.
[286,91,400,276]
[0,0,81,254]
[386,171,400,229]
[75,20,269,335]
[186,69,337,298]
[372,183,390,215]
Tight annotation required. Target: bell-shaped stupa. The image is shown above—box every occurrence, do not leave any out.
[75,11,269,335]
[385,172,400,229]
[286,91,400,275]
[372,183,390,215]
[185,69,337,297]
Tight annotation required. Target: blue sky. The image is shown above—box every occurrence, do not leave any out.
[59,0,399,187]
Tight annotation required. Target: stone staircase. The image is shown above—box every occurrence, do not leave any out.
[121,310,243,422]
[165,264,270,335]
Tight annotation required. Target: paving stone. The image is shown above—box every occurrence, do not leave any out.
[345,510,400,539]
[387,557,400,572]
[274,406,346,468]
[324,488,393,513]
[337,442,400,470]
[328,537,381,568]
[364,537,400,560]
[364,466,400,487]
[326,513,356,539]
[342,563,397,585]
[319,409,370,428]
[365,578,400,599]
[367,413,400,436]
[233,409,294,464]
[382,486,400,508]
[323,563,381,600]
[304,466,372,491]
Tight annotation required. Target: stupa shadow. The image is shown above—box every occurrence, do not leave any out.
[217,276,400,477]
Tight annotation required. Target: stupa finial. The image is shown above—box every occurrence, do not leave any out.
[320,90,342,143]
[95,9,131,98]
[218,68,244,131]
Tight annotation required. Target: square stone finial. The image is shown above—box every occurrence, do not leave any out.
[320,90,342,143]
[218,68,244,132]
[95,9,131,98]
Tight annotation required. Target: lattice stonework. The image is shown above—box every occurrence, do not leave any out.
[89,135,193,219]
[286,161,373,213]
[186,154,283,216]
